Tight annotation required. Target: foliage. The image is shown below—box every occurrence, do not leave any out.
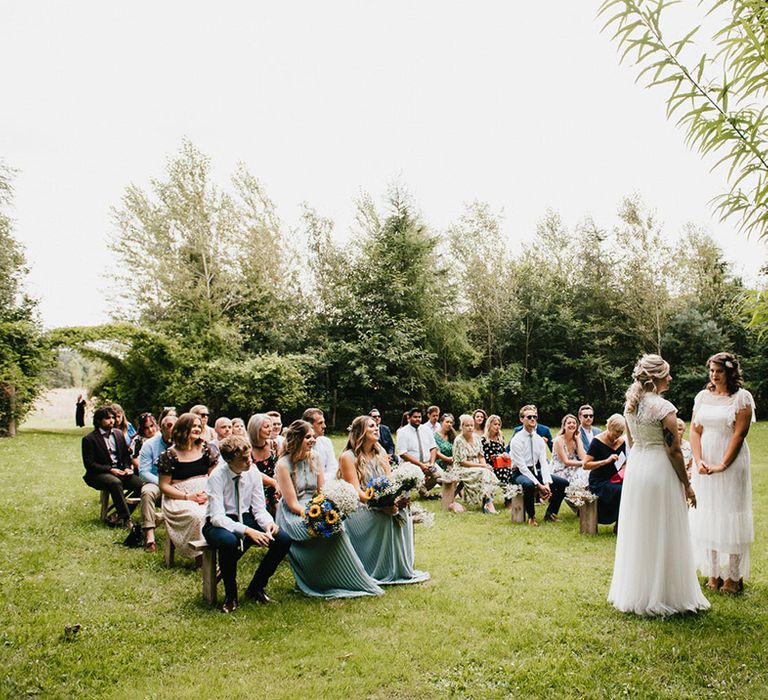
[0,161,50,435]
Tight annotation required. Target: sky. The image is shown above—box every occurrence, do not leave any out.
[2,1,766,329]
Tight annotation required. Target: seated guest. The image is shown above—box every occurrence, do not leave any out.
[266,411,284,454]
[583,413,626,529]
[159,406,177,423]
[138,413,177,552]
[433,413,456,471]
[396,407,444,496]
[339,416,430,584]
[130,412,158,470]
[369,408,396,463]
[190,404,216,442]
[551,414,588,486]
[472,408,487,441]
[203,435,292,613]
[426,405,441,432]
[212,416,232,446]
[275,420,383,598]
[248,413,280,516]
[158,412,220,561]
[231,417,247,439]
[511,405,554,453]
[578,404,600,451]
[448,414,500,514]
[302,407,337,480]
[112,403,136,447]
[82,405,143,528]
[482,414,513,492]
[509,405,567,525]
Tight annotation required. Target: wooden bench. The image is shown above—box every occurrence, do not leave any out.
[164,537,218,605]
[99,490,140,523]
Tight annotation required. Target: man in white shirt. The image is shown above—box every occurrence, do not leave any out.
[211,416,232,446]
[426,405,440,432]
[509,404,567,526]
[302,408,337,480]
[203,435,292,613]
[578,404,600,451]
[396,407,444,494]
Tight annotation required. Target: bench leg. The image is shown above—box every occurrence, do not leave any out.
[201,548,217,605]
[163,536,175,567]
[441,482,457,510]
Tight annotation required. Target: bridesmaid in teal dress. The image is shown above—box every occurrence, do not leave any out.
[275,419,383,599]
[339,416,430,585]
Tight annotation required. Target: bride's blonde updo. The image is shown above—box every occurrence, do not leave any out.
[624,354,670,414]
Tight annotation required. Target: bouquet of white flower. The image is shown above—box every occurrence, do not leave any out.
[565,483,597,507]
[390,462,425,496]
[503,483,523,499]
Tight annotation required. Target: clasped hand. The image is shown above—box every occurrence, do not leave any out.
[247,524,278,547]
[698,461,726,475]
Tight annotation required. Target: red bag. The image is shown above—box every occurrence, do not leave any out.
[492,453,512,470]
[610,467,625,483]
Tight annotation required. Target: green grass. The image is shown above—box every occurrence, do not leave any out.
[1,425,767,699]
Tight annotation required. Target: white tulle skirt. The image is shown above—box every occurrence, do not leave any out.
[608,444,710,616]
[689,429,753,581]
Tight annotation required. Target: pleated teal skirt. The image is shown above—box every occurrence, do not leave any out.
[276,499,384,599]
[345,506,430,585]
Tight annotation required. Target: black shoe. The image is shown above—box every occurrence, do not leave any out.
[246,587,276,604]
[220,597,238,614]
[544,513,560,523]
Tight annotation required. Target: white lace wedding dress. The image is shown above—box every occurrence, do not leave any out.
[608,392,710,616]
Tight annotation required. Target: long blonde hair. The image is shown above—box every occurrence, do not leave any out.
[625,354,670,414]
[341,415,389,483]
[280,419,318,485]
[484,414,505,444]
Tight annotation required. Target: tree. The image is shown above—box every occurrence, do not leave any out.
[110,140,299,359]
[0,161,49,436]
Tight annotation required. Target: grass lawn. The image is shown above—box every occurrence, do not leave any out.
[1,424,767,699]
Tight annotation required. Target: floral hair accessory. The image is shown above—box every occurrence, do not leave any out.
[725,360,734,368]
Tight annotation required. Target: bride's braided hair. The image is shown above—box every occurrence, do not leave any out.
[624,354,670,414]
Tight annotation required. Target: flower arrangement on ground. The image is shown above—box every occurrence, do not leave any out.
[304,479,360,538]
[503,483,523,500]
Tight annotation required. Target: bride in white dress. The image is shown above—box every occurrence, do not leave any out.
[608,354,710,616]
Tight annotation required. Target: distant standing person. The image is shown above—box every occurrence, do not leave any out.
[689,352,755,595]
[75,394,87,427]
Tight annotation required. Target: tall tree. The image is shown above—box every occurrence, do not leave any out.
[0,162,49,436]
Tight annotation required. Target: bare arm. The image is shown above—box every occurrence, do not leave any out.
[690,420,703,470]
[339,451,367,501]
[159,473,188,501]
[661,411,695,505]
[275,460,303,515]
[702,405,752,474]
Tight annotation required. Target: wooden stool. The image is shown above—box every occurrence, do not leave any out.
[509,494,525,523]
[441,481,458,509]
[163,537,218,605]
[99,490,140,523]
[579,499,598,535]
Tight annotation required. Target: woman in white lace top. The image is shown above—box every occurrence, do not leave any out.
[689,352,755,595]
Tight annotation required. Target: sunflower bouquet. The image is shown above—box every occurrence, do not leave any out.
[303,479,360,538]
[365,474,399,508]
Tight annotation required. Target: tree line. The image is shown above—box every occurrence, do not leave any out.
[2,141,767,434]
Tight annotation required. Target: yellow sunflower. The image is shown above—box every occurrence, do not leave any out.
[325,510,339,525]
[308,504,322,518]
[365,487,375,499]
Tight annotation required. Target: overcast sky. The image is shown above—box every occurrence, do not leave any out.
[2,1,766,329]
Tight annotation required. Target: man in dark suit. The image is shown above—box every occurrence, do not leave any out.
[82,405,143,527]
[369,408,397,463]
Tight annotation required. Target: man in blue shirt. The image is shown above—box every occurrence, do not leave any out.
[138,413,176,553]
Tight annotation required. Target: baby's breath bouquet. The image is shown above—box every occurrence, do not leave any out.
[304,479,359,538]
[503,483,523,500]
[565,483,597,507]
[390,462,425,496]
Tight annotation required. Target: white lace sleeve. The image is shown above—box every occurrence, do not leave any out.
[654,396,677,422]
[691,390,707,427]
[734,389,756,423]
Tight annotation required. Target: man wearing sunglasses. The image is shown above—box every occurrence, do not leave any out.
[509,404,553,453]
[508,405,567,526]
[578,405,600,451]
[369,409,396,463]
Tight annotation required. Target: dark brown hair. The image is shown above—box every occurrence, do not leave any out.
[706,352,744,396]
[171,412,203,450]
